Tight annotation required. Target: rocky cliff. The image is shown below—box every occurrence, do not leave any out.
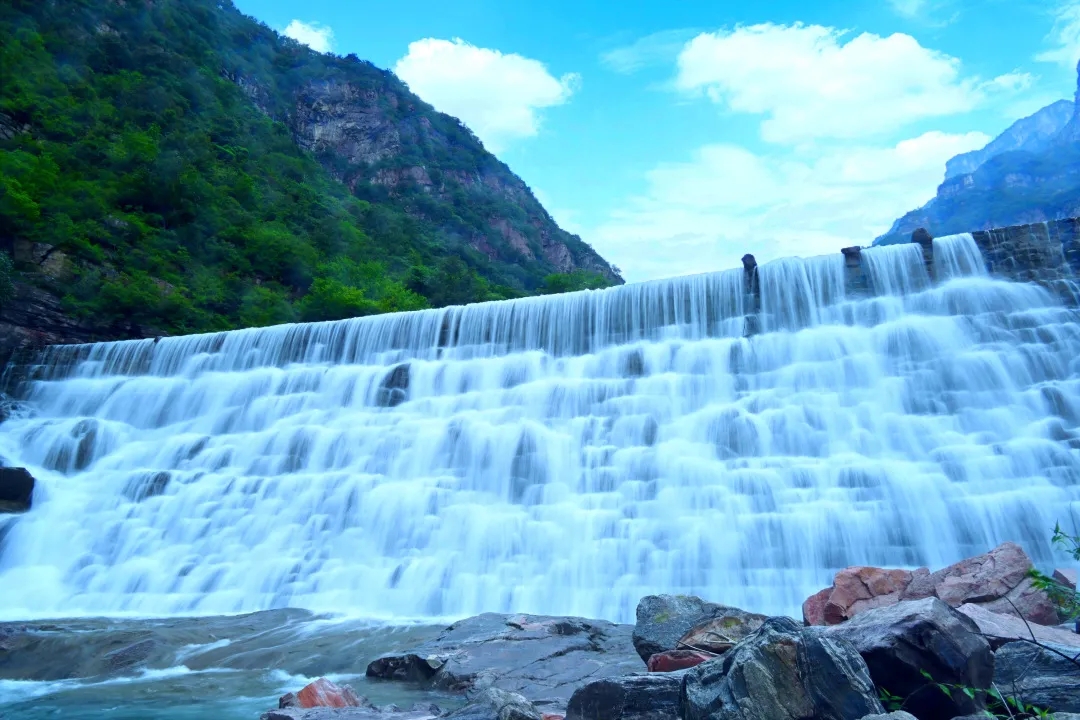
[876,61,1080,245]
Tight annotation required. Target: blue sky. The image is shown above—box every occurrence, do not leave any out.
[234,0,1080,281]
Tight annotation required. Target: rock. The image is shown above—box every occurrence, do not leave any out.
[376,364,410,407]
[677,613,766,655]
[279,692,298,708]
[822,598,993,720]
[645,650,712,672]
[262,704,442,720]
[858,714,917,720]
[994,640,1080,713]
[296,677,362,708]
[443,688,542,720]
[803,567,923,626]
[0,467,34,513]
[804,543,1060,627]
[911,228,933,248]
[956,603,1080,649]
[679,617,884,720]
[1055,568,1078,590]
[632,595,765,663]
[565,672,684,720]
[366,613,641,711]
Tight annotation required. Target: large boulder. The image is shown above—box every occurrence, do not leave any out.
[679,617,884,720]
[366,614,641,712]
[956,603,1080,650]
[632,595,765,663]
[0,467,34,513]
[565,673,684,720]
[822,598,993,720]
[993,641,1080,713]
[804,543,1060,627]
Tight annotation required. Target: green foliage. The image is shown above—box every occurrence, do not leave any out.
[1029,522,1080,622]
[0,0,611,334]
[540,270,612,295]
[879,669,1051,719]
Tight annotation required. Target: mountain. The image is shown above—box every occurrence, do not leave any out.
[875,62,1080,246]
[943,100,1073,180]
[0,0,619,347]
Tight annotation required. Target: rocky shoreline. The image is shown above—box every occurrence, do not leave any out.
[259,543,1079,720]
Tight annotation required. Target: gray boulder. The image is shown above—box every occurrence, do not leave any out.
[679,616,884,720]
[565,672,685,720]
[0,467,34,513]
[823,598,993,720]
[994,640,1080,713]
[631,595,765,663]
[261,704,442,720]
[858,714,918,720]
[366,613,640,712]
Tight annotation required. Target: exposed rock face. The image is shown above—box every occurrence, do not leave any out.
[956,603,1080,650]
[632,595,766,663]
[365,613,641,712]
[0,281,145,369]
[804,542,1060,627]
[1055,568,1079,590]
[0,467,35,513]
[565,672,685,720]
[679,617,884,720]
[993,640,1080,713]
[822,598,994,720]
[228,64,619,285]
[944,100,1074,179]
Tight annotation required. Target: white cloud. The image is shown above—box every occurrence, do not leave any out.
[283,20,334,53]
[601,29,699,74]
[889,0,928,18]
[394,39,578,153]
[675,23,1019,144]
[1036,2,1080,68]
[587,130,990,281]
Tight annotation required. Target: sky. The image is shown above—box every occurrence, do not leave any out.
[234,0,1080,282]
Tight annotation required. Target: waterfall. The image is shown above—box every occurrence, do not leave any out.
[1,240,1079,623]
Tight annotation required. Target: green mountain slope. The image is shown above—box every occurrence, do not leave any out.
[0,0,619,338]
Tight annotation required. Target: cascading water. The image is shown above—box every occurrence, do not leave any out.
[1,233,1078,622]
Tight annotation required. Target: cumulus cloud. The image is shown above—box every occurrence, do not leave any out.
[1036,2,1080,68]
[283,20,334,53]
[588,131,990,281]
[394,39,578,152]
[675,23,1019,144]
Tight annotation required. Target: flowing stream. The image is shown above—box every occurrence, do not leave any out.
[1,233,1079,627]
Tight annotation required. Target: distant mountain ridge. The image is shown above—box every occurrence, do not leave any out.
[943,100,1073,180]
[875,61,1080,246]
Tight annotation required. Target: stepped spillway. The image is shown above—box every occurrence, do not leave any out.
[1,233,1079,621]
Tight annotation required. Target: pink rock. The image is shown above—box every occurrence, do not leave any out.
[802,587,831,626]
[296,678,362,708]
[542,715,565,720]
[646,649,713,672]
[956,603,1080,649]
[802,543,1061,628]
[1054,568,1078,590]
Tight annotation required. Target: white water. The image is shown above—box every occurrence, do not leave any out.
[1,233,1079,622]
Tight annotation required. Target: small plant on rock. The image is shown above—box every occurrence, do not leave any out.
[1028,522,1080,624]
